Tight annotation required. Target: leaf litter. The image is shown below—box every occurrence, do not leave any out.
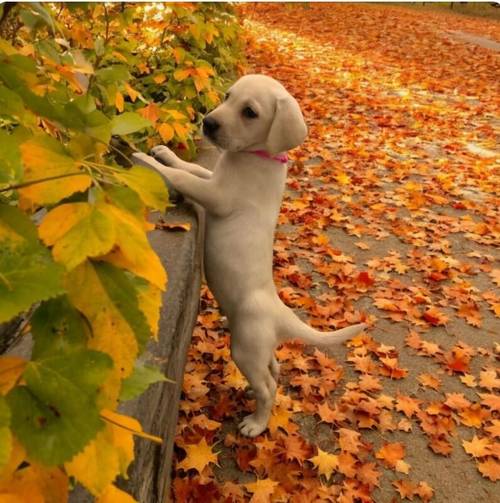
[172,4,499,502]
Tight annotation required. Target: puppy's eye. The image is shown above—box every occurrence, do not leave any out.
[242,106,258,119]
[224,92,230,101]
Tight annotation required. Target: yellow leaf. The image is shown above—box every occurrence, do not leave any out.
[38,203,116,270]
[18,135,91,208]
[96,484,137,503]
[0,438,25,485]
[196,66,215,79]
[66,262,140,405]
[207,90,220,105]
[115,91,124,113]
[308,448,339,479]
[65,418,132,496]
[177,437,219,473]
[0,357,26,395]
[101,409,162,444]
[157,123,174,143]
[163,109,187,121]
[0,464,68,503]
[124,83,138,103]
[336,172,351,185]
[193,74,209,93]
[100,206,167,290]
[173,123,189,142]
[134,281,161,340]
[153,74,166,84]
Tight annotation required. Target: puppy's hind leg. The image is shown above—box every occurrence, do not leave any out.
[231,327,277,437]
[269,355,280,383]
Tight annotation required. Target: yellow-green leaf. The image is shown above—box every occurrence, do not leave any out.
[113,166,168,212]
[18,134,91,208]
[101,206,167,290]
[173,68,191,81]
[65,262,144,405]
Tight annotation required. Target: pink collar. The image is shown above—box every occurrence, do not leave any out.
[247,150,288,164]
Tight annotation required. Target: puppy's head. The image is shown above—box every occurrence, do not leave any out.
[203,74,307,155]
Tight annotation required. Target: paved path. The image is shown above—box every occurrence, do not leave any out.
[171,5,499,502]
[447,30,500,51]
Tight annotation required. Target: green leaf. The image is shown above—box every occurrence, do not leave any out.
[95,65,130,84]
[111,112,152,136]
[27,3,57,34]
[113,165,168,211]
[84,110,112,144]
[0,130,23,185]
[0,396,12,472]
[119,363,168,401]
[0,204,64,323]
[0,84,27,119]
[31,296,89,359]
[104,185,145,219]
[6,349,112,465]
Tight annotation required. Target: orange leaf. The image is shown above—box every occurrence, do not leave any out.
[115,91,124,112]
[177,437,219,474]
[0,356,26,394]
[375,442,405,469]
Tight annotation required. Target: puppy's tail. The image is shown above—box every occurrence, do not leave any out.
[277,303,366,347]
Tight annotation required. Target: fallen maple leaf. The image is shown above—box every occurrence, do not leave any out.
[418,373,441,390]
[338,428,362,454]
[375,442,405,469]
[308,447,339,479]
[244,478,280,503]
[477,458,500,482]
[177,437,220,474]
[462,436,491,458]
[393,479,417,500]
[479,369,500,390]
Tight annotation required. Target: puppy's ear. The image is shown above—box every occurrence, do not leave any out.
[266,95,307,155]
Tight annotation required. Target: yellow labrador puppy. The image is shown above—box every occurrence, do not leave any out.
[132,74,366,437]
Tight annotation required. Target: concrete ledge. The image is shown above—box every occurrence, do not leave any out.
[118,202,202,502]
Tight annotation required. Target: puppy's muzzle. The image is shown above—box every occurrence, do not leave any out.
[202,116,220,138]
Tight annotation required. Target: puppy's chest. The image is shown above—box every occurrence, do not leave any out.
[215,161,286,209]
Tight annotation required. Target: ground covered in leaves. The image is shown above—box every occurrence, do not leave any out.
[171,5,499,502]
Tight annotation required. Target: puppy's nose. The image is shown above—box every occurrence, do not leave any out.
[203,116,220,136]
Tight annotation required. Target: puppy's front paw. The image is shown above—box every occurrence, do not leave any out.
[239,414,267,438]
[151,145,178,166]
[131,152,156,169]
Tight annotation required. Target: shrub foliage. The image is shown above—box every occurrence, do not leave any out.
[0,2,242,500]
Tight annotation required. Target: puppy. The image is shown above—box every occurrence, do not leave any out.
[132,74,366,437]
